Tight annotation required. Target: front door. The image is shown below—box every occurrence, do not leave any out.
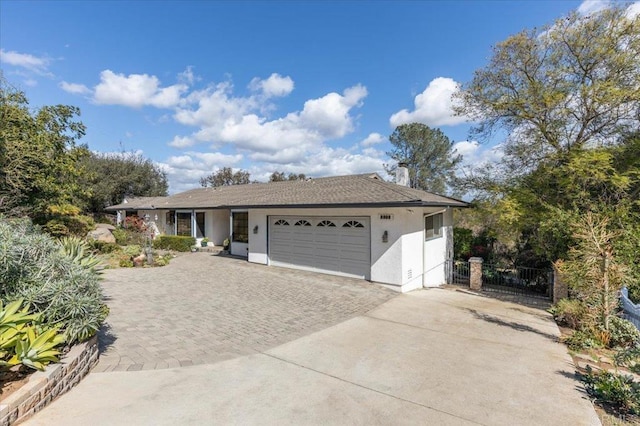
[195,212,205,238]
[231,211,248,257]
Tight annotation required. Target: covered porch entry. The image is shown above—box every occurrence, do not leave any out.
[161,209,247,257]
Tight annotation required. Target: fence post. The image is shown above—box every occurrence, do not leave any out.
[552,266,568,304]
[469,257,483,291]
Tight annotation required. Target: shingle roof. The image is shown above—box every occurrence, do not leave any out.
[106,173,468,211]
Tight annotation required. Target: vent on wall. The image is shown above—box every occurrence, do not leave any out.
[407,269,413,280]
[379,214,393,220]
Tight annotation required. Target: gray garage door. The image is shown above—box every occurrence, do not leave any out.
[268,216,370,279]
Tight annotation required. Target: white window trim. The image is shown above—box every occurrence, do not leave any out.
[424,211,444,241]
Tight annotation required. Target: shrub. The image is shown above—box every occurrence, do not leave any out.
[112,227,127,245]
[40,204,95,237]
[87,240,121,254]
[606,316,640,349]
[581,366,640,415]
[550,298,587,330]
[123,245,142,257]
[153,253,172,267]
[118,255,134,268]
[124,216,147,233]
[153,235,195,252]
[615,344,640,374]
[0,218,107,344]
[564,329,603,351]
[112,225,147,246]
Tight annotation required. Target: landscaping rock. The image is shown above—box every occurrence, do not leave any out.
[86,227,116,243]
[133,253,146,267]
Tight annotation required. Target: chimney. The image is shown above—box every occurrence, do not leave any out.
[396,163,409,187]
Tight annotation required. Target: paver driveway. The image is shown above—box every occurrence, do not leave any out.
[95,252,396,372]
[27,284,599,425]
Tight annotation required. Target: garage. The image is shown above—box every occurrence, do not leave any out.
[268,216,371,279]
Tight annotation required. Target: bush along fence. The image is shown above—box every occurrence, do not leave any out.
[621,287,640,330]
[446,257,560,301]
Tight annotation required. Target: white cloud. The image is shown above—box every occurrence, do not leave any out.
[390,77,469,128]
[576,0,640,18]
[173,83,367,158]
[93,70,188,108]
[168,135,197,148]
[577,0,610,16]
[249,73,294,97]
[157,151,243,193]
[178,66,197,85]
[0,49,52,75]
[60,81,91,95]
[627,1,640,17]
[360,132,385,147]
[452,140,504,167]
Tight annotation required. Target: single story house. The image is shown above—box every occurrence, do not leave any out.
[106,168,467,293]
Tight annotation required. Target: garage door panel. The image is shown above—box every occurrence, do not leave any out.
[269,216,370,279]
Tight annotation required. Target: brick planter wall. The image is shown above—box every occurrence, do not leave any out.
[0,335,99,426]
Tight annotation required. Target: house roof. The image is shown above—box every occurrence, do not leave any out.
[106,173,468,211]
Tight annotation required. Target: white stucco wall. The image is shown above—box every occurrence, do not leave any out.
[209,209,230,245]
[423,208,453,287]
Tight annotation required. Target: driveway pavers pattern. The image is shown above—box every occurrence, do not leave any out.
[95,253,396,372]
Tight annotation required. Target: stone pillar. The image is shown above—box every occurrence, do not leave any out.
[469,257,483,291]
[553,266,568,304]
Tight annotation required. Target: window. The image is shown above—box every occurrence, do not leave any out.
[176,212,192,236]
[317,220,336,227]
[425,213,443,240]
[294,220,312,226]
[342,220,364,228]
[232,212,248,243]
[274,219,289,226]
[166,210,175,225]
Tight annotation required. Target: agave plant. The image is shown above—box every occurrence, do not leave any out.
[3,327,66,371]
[0,299,40,359]
[59,236,103,274]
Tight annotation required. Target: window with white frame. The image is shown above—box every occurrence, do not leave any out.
[425,213,443,240]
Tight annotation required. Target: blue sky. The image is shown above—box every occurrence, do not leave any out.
[1,0,634,193]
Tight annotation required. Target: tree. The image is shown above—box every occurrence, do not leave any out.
[0,79,87,217]
[384,123,461,194]
[269,171,306,182]
[455,6,640,173]
[78,151,168,213]
[199,167,251,187]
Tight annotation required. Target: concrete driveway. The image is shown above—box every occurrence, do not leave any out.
[26,255,599,425]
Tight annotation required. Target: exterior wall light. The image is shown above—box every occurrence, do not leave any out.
[253,225,259,234]
[382,230,388,243]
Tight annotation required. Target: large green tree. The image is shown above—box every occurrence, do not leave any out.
[199,167,251,187]
[78,151,168,212]
[453,5,640,275]
[455,6,640,174]
[385,123,461,194]
[0,79,87,217]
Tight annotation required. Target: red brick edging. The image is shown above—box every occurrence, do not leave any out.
[0,335,99,426]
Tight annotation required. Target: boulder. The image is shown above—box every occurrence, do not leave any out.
[87,227,116,243]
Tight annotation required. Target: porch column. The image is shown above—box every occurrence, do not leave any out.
[469,257,483,291]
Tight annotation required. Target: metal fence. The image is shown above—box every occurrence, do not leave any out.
[482,264,553,300]
[445,260,470,287]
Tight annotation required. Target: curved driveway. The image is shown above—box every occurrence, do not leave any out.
[26,254,599,425]
[95,252,396,372]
